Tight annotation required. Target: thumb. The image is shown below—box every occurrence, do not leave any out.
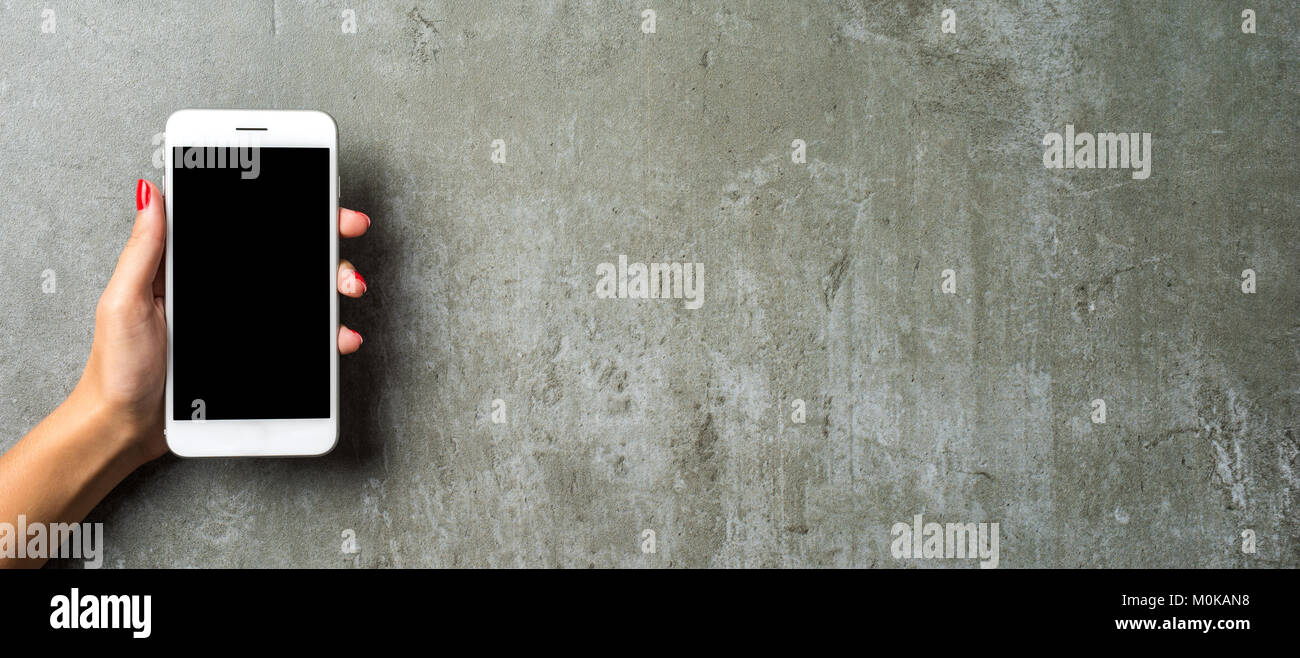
[109,179,165,295]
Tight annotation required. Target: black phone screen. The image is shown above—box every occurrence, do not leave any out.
[171,146,330,420]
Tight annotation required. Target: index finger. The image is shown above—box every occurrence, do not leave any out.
[340,208,371,238]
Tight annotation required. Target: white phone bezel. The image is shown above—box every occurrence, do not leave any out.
[163,109,339,457]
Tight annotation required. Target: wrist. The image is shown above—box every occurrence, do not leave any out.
[0,381,158,535]
[64,383,163,473]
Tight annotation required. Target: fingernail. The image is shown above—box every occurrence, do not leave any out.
[352,328,363,344]
[353,270,367,293]
[361,212,371,229]
[135,179,150,211]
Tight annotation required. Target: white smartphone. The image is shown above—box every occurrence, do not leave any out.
[163,109,339,457]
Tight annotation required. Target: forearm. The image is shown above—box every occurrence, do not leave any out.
[0,385,152,568]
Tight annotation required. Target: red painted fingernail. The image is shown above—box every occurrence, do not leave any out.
[135,179,150,210]
[353,271,367,292]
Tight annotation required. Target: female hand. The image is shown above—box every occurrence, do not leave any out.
[75,179,372,462]
[0,179,372,566]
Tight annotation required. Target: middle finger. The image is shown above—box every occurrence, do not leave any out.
[337,259,367,297]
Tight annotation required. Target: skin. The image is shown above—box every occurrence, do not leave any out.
[0,180,370,568]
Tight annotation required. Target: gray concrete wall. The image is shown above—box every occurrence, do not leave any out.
[0,0,1295,567]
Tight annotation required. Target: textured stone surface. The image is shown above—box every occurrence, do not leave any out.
[0,1,1295,567]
